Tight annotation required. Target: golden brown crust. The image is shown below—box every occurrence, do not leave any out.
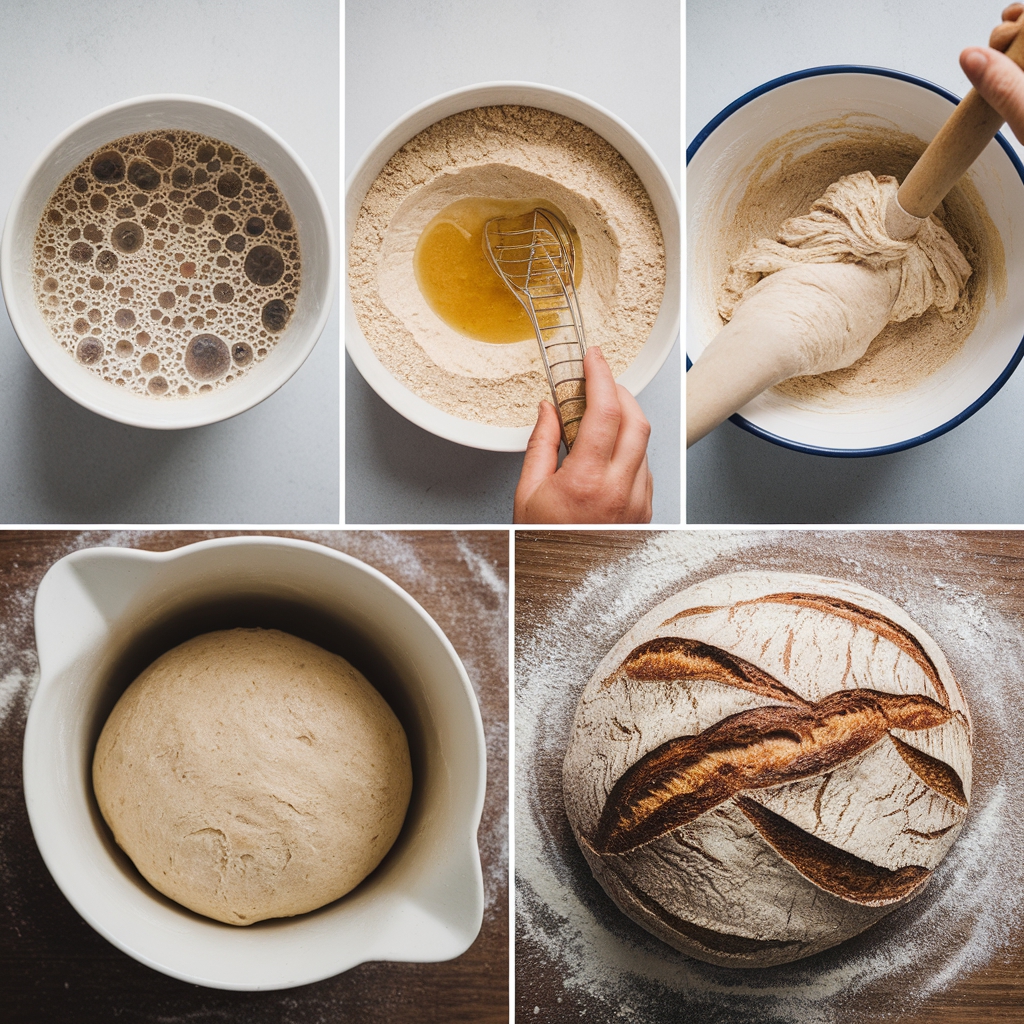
[594,668,955,856]
[567,575,971,964]
[620,636,810,705]
[890,734,967,807]
[735,796,931,906]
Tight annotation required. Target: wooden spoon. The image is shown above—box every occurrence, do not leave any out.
[888,9,1024,236]
[687,12,1024,448]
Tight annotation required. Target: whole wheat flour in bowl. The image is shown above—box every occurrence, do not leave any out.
[348,92,668,438]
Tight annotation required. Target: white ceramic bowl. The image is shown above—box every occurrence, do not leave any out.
[687,67,1024,456]
[23,537,485,990]
[346,81,681,452]
[1,95,336,429]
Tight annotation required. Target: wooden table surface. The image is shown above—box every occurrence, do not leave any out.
[515,529,1024,1024]
[0,530,508,1024]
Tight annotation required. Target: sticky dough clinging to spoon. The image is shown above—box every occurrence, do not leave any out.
[720,169,971,377]
[686,9,1024,448]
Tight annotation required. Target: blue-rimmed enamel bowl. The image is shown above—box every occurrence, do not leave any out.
[687,66,1024,457]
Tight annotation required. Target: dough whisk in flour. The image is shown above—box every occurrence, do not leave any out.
[349,105,666,428]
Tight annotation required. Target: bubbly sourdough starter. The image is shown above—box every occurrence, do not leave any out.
[33,130,301,398]
[700,120,1005,407]
[348,105,666,427]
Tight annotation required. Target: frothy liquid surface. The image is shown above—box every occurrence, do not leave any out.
[413,197,581,345]
[33,130,301,397]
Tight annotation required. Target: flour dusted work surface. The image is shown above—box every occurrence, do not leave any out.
[516,530,1024,1023]
[563,572,971,967]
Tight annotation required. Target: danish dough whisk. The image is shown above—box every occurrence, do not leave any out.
[484,208,587,449]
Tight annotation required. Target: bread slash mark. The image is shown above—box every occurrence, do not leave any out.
[735,795,932,906]
[657,593,951,707]
[594,683,954,855]
[620,636,809,705]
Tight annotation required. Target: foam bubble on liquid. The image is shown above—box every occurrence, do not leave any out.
[32,130,302,398]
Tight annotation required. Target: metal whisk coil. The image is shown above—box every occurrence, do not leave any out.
[484,208,587,449]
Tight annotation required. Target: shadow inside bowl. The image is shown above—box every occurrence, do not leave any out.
[83,591,429,928]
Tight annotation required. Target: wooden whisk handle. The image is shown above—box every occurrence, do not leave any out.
[897,13,1024,220]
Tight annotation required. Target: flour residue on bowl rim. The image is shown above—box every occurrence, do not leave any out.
[516,530,1024,1023]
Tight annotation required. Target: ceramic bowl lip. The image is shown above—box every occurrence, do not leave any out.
[1,93,337,430]
[23,535,486,989]
[686,64,1024,458]
[345,79,681,452]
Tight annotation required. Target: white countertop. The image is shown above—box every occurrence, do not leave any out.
[0,0,339,524]
[687,0,1024,524]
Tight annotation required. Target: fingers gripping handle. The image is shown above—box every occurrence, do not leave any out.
[888,12,1024,237]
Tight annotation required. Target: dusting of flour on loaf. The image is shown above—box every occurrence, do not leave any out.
[349,105,665,427]
[517,531,1024,1023]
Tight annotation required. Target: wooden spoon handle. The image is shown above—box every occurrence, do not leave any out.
[897,13,1024,219]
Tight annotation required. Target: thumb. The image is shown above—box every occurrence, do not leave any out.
[517,400,562,496]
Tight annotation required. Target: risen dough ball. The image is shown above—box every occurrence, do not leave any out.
[93,628,412,926]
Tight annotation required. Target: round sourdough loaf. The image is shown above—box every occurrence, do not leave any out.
[562,572,972,967]
[93,628,413,926]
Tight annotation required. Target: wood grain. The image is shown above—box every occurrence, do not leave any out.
[0,531,508,1024]
[515,529,1024,1024]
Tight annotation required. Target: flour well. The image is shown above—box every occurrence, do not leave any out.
[349,106,666,427]
[516,531,1024,1023]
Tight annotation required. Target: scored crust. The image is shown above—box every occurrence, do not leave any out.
[562,572,972,967]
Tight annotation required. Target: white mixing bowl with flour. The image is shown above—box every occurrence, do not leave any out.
[688,67,1024,456]
[347,82,680,451]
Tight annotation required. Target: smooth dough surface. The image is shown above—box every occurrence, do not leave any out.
[93,628,413,926]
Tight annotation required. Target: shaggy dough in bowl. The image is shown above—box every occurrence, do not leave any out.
[563,572,972,967]
[93,628,412,926]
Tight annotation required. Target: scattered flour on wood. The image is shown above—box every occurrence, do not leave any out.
[516,530,1024,1023]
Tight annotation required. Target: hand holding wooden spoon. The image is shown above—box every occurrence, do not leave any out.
[687,7,1024,448]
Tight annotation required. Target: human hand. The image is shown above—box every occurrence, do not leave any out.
[961,4,1024,143]
[513,346,653,524]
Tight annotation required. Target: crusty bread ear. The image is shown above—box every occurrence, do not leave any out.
[563,572,972,968]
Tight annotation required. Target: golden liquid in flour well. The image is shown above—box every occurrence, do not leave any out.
[413,197,582,344]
